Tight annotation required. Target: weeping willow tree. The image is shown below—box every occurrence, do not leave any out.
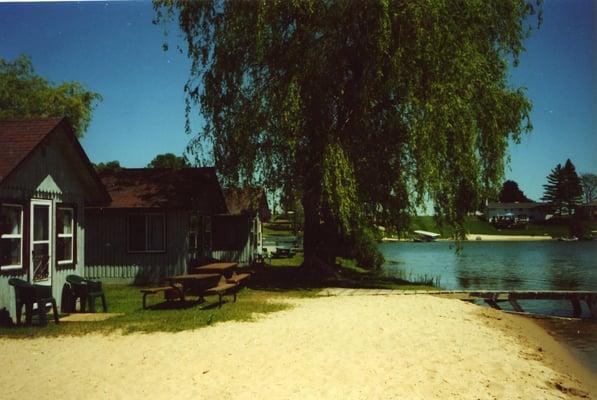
[154,0,538,270]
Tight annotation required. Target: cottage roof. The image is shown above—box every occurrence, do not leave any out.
[224,187,270,220]
[0,118,110,205]
[0,118,64,182]
[486,202,546,209]
[98,168,228,213]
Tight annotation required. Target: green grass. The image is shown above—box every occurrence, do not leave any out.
[1,254,438,338]
[0,285,311,339]
[256,253,437,291]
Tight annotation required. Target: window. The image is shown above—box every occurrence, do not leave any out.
[57,207,74,264]
[0,204,23,269]
[128,214,165,252]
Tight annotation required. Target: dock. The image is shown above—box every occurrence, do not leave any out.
[317,289,597,319]
[464,290,597,318]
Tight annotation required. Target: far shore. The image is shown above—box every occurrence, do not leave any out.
[0,294,593,399]
[464,233,554,241]
[382,234,555,242]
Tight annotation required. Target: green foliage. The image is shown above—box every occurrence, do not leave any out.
[499,180,532,202]
[95,160,122,174]
[322,143,361,234]
[351,227,384,269]
[154,0,539,262]
[542,159,583,215]
[580,173,597,203]
[147,152,190,169]
[569,217,592,240]
[0,55,101,137]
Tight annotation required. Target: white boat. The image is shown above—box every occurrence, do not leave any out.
[558,236,579,242]
[413,230,440,242]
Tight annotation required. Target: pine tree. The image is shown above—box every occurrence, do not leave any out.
[542,164,564,215]
[541,160,583,216]
[561,159,583,214]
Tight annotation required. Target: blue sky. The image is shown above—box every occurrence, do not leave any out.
[0,0,595,202]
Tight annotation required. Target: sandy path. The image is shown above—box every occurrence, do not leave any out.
[0,295,591,399]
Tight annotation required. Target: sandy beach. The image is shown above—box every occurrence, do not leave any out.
[465,234,554,241]
[0,294,593,399]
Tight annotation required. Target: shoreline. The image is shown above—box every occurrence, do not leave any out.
[478,306,596,398]
[382,234,555,242]
[0,294,593,399]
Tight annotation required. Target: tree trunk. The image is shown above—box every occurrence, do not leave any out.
[301,165,338,278]
[302,165,323,268]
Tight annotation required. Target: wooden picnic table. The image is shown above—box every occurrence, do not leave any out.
[166,272,239,308]
[191,262,237,277]
[165,273,220,288]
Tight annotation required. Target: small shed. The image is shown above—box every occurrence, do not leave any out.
[0,118,110,319]
[85,168,228,283]
[212,187,270,265]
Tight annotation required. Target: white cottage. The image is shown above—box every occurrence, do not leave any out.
[0,118,110,321]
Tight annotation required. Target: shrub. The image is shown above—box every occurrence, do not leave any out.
[352,227,384,269]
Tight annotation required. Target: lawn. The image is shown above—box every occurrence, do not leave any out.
[0,285,314,338]
[0,254,438,338]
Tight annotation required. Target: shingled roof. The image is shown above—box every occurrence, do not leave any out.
[98,168,228,213]
[224,187,271,221]
[0,118,64,182]
[0,118,110,204]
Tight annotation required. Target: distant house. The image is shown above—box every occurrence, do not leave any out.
[486,202,548,222]
[211,187,270,266]
[0,118,110,318]
[85,168,228,283]
[578,200,597,221]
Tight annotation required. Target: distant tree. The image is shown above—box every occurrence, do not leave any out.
[0,55,101,137]
[498,180,532,202]
[561,159,583,212]
[542,159,582,215]
[580,173,597,203]
[147,153,190,169]
[95,161,122,174]
[542,163,564,215]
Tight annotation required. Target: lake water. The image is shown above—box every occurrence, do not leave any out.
[379,241,597,372]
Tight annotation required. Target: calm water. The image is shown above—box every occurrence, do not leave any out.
[380,241,597,372]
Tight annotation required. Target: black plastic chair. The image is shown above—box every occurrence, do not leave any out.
[8,278,59,326]
[66,275,107,312]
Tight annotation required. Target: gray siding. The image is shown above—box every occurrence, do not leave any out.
[0,130,87,320]
[212,215,260,266]
[85,209,189,284]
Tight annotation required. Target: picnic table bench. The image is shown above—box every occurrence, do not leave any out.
[204,276,239,308]
[226,271,251,287]
[141,283,185,309]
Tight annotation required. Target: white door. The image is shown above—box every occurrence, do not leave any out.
[30,199,52,283]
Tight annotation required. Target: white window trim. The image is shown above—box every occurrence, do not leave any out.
[127,213,166,253]
[57,207,74,265]
[0,203,23,270]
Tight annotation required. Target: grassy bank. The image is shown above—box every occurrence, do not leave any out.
[407,216,594,238]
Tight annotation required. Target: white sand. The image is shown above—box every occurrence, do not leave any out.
[466,234,554,241]
[0,295,591,399]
